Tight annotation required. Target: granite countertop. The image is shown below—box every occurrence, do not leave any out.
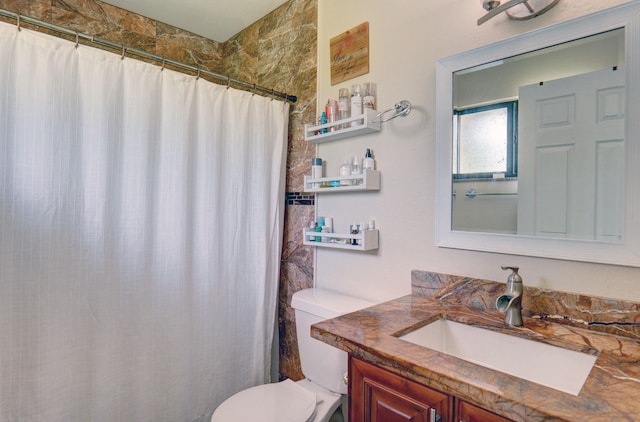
[311,293,640,421]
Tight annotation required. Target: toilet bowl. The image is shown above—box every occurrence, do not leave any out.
[211,378,342,422]
[211,288,373,422]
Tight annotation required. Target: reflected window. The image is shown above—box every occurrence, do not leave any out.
[453,101,517,179]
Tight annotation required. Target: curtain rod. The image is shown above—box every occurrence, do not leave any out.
[0,8,297,103]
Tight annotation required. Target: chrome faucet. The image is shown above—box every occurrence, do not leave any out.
[496,266,523,326]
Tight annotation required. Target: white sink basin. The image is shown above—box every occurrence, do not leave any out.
[398,319,597,396]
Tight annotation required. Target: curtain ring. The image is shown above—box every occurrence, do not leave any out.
[121,45,126,60]
[161,57,166,71]
[227,76,231,89]
[271,89,275,101]
[75,31,80,48]
[196,66,200,80]
[16,13,21,32]
[253,83,257,96]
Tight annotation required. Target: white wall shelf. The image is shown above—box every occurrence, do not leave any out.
[304,109,381,143]
[304,169,380,193]
[302,229,379,251]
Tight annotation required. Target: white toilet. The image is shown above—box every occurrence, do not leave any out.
[211,288,373,422]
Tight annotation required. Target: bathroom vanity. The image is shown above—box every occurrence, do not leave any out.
[350,356,510,422]
[310,271,640,421]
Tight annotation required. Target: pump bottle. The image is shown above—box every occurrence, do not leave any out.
[363,149,375,171]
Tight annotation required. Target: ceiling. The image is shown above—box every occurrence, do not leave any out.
[102,0,288,42]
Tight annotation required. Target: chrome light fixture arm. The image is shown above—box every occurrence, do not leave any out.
[478,0,560,25]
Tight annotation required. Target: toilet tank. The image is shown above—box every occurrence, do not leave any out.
[291,288,374,395]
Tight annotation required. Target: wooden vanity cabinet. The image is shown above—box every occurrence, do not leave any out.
[457,399,512,422]
[349,356,513,422]
[350,356,451,422]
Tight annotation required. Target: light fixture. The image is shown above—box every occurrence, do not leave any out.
[478,0,560,25]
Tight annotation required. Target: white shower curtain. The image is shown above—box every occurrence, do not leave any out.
[0,21,288,421]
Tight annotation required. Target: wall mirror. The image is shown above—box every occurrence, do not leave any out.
[435,3,640,266]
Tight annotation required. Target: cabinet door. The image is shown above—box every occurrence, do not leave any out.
[350,356,450,422]
[457,399,512,422]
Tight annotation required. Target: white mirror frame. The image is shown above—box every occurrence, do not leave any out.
[435,2,640,267]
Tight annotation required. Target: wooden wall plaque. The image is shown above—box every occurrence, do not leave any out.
[330,22,369,85]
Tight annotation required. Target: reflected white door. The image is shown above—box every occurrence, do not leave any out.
[517,67,625,240]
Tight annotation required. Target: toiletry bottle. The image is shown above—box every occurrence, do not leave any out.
[350,223,359,246]
[324,217,334,233]
[315,217,325,242]
[319,112,328,134]
[338,88,350,128]
[321,226,330,242]
[311,158,323,188]
[340,157,351,186]
[363,148,375,171]
[363,82,376,111]
[327,99,338,131]
[308,222,316,241]
[350,84,362,127]
[351,155,361,185]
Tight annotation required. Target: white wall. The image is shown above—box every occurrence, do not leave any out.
[454,29,624,108]
[315,0,639,303]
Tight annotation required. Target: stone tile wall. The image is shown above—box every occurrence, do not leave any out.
[0,0,224,72]
[0,0,317,381]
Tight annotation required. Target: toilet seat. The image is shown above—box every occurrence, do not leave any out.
[211,379,317,422]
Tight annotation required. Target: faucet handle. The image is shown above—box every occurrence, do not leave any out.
[501,266,522,283]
